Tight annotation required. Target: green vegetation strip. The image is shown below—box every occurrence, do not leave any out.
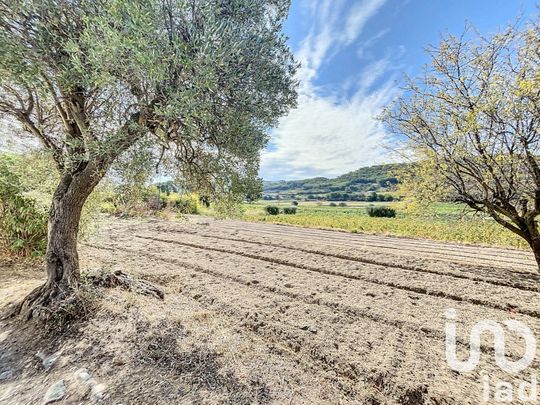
[232,202,527,250]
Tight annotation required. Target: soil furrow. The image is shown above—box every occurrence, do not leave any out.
[83,241,540,360]
[133,234,540,319]
[212,222,534,267]
[149,226,540,292]
[215,221,529,259]
[82,241,529,405]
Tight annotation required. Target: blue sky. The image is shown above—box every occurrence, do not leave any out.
[260,0,538,181]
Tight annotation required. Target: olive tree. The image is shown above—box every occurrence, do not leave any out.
[382,20,540,271]
[0,0,297,315]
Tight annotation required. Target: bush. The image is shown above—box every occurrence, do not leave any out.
[329,202,337,207]
[0,155,47,257]
[291,200,299,206]
[283,207,297,215]
[265,206,280,215]
[366,206,396,218]
[339,202,347,207]
[173,196,199,214]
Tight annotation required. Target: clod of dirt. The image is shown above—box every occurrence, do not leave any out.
[398,384,428,405]
[42,380,66,404]
[300,325,318,334]
[86,270,164,300]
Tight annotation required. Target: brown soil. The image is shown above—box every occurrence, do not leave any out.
[1,216,539,404]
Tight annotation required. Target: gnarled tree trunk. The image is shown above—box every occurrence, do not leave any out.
[525,219,540,272]
[19,163,103,319]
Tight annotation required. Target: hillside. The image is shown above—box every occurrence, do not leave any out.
[263,163,406,201]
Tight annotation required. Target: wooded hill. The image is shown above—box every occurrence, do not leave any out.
[263,163,406,201]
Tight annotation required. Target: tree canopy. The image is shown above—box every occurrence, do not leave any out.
[382,19,540,268]
[0,0,298,315]
[0,0,297,197]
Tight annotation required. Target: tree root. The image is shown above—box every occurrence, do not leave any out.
[2,283,76,321]
[1,270,164,322]
[85,270,165,300]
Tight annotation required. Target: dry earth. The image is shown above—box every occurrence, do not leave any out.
[1,216,539,404]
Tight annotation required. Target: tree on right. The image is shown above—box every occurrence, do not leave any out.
[381,18,540,271]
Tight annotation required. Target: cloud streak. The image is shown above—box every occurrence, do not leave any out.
[261,0,400,180]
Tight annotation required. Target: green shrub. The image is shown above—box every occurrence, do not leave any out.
[0,155,47,257]
[173,195,199,214]
[283,207,297,215]
[265,206,280,215]
[339,202,347,207]
[291,200,299,206]
[329,202,337,207]
[366,206,396,218]
[100,201,118,215]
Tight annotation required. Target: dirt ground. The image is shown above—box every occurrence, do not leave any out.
[1,216,539,404]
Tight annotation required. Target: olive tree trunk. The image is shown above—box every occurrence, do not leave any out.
[46,174,87,290]
[530,241,540,272]
[525,219,540,272]
[19,163,103,318]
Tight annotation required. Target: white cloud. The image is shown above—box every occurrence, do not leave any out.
[261,0,400,180]
[344,0,387,44]
[261,80,399,180]
[296,0,387,84]
[356,29,389,59]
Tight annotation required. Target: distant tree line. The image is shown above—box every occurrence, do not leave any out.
[262,192,397,202]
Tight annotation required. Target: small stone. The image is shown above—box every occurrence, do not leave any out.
[75,368,92,383]
[0,369,13,380]
[42,380,65,404]
[91,383,107,400]
[300,325,317,334]
[36,351,60,371]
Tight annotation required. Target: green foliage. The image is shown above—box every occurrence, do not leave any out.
[239,201,527,249]
[265,206,280,215]
[156,181,179,195]
[0,0,298,269]
[381,18,540,265]
[283,207,297,215]
[329,202,337,207]
[0,154,47,257]
[109,142,157,216]
[167,193,200,215]
[366,206,396,218]
[338,202,347,207]
[244,177,264,203]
